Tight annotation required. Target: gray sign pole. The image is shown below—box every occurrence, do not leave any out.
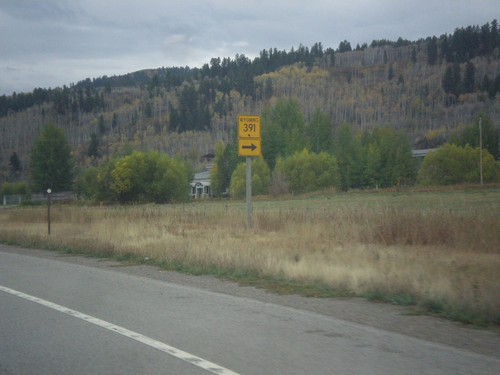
[246,157,253,229]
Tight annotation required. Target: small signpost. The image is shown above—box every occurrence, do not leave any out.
[47,188,52,235]
[238,115,262,229]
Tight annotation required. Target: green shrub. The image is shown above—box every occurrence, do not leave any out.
[76,151,190,203]
[1,182,29,197]
[276,149,340,194]
[418,144,498,185]
[230,157,271,198]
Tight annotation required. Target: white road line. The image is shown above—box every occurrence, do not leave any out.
[0,284,240,375]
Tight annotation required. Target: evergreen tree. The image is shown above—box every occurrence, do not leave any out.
[387,64,394,80]
[88,133,100,158]
[98,114,106,134]
[9,151,22,179]
[338,40,352,53]
[443,63,463,97]
[264,77,274,100]
[463,61,475,93]
[211,142,239,196]
[411,47,418,64]
[452,62,462,96]
[442,65,455,94]
[30,124,74,192]
[427,36,438,65]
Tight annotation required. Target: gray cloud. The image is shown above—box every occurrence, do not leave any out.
[1,0,498,95]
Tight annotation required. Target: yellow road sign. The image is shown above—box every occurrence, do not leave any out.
[238,115,261,139]
[239,138,261,157]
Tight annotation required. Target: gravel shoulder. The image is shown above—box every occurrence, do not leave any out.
[1,244,499,359]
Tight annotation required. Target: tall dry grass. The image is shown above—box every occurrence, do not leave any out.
[1,189,499,324]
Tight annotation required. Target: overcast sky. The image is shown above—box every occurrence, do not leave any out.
[1,0,498,95]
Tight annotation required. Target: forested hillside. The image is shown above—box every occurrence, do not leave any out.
[1,20,499,187]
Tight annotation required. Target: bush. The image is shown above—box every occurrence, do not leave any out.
[76,151,190,203]
[75,167,100,201]
[1,182,29,197]
[230,157,271,198]
[417,144,498,185]
[276,149,340,194]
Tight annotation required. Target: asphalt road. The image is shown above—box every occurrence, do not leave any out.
[0,245,499,375]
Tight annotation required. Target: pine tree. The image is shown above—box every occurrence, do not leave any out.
[411,47,417,64]
[388,64,394,80]
[88,133,100,158]
[427,37,438,65]
[442,66,455,94]
[463,61,475,93]
[98,114,106,134]
[452,62,462,96]
[9,151,22,179]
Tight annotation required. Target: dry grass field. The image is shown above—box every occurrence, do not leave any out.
[1,187,499,325]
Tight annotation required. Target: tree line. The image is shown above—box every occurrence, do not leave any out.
[3,19,497,118]
[211,99,418,197]
[1,107,498,204]
[211,99,499,198]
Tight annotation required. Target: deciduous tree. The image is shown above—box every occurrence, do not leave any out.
[456,115,499,160]
[306,109,332,153]
[109,151,189,203]
[276,149,339,194]
[30,124,74,192]
[262,99,306,169]
[229,157,271,198]
[417,144,498,185]
[333,125,365,190]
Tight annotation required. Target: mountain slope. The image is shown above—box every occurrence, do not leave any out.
[1,21,499,183]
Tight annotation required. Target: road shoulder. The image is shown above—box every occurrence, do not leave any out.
[1,243,498,358]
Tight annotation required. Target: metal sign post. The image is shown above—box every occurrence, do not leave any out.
[47,188,52,235]
[246,157,253,229]
[238,115,261,230]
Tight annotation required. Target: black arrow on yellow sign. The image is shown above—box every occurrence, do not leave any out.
[242,143,257,151]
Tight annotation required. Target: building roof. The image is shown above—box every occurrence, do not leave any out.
[192,170,211,181]
[412,148,437,158]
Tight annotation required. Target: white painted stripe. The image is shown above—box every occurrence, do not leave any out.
[0,284,240,375]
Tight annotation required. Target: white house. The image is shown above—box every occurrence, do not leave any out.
[190,170,211,199]
[412,148,437,158]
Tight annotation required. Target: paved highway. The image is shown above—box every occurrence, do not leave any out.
[1,245,499,375]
